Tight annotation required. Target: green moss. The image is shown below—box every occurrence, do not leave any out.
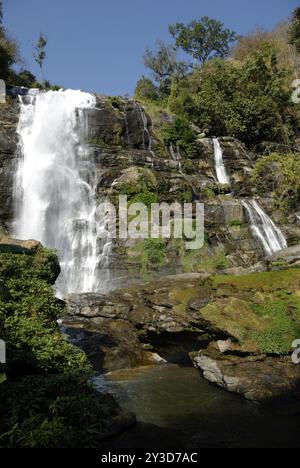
[114,169,158,208]
[209,269,300,354]
[128,239,167,278]
[248,296,300,354]
[171,287,200,316]
[229,219,244,227]
[182,246,230,273]
[213,268,300,291]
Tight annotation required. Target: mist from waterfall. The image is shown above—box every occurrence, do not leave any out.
[14,89,111,297]
[242,199,287,256]
[213,138,230,185]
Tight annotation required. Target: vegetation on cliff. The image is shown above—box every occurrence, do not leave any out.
[251,152,300,214]
[136,10,300,149]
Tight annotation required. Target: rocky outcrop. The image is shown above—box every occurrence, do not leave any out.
[268,245,300,269]
[62,268,300,402]
[62,273,211,371]
[191,346,300,401]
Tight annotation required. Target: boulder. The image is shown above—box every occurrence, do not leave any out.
[191,346,300,401]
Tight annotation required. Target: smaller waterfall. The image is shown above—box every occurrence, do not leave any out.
[137,105,156,164]
[243,199,287,256]
[213,138,230,185]
[169,143,183,173]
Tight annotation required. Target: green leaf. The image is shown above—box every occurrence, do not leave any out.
[0,372,7,384]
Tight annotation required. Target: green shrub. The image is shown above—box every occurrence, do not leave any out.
[162,116,198,157]
[168,53,298,146]
[0,249,119,447]
[251,152,300,213]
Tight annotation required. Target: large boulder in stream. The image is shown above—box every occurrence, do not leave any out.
[191,345,300,401]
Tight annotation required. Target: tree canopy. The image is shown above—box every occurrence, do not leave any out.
[143,40,187,95]
[169,17,238,65]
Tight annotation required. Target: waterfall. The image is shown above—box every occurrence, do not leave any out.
[14,89,111,297]
[137,104,156,162]
[213,138,230,185]
[169,143,183,173]
[242,199,287,256]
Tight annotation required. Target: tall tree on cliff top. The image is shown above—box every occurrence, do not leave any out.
[0,1,3,26]
[169,17,238,66]
[34,33,47,86]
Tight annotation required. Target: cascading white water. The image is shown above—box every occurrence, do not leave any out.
[137,104,156,162]
[242,199,287,256]
[213,138,230,185]
[14,89,111,297]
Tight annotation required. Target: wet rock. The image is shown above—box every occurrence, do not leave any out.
[0,100,19,227]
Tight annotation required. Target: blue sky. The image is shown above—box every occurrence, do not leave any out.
[4,0,299,96]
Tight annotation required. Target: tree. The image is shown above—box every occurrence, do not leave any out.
[169,17,238,65]
[34,33,47,86]
[289,7,300,53]
[143,40,188,95]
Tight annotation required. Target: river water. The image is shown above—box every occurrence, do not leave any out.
[94,363,300,448]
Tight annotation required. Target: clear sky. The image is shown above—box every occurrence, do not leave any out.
[4,0,299,96]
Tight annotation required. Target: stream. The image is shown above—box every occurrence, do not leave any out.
[94,363,300,448]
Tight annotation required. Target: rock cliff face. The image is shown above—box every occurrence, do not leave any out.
[0,100,19,231]
[1,94,299,284]
[79,96,299,286]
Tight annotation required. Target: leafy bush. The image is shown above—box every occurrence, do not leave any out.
[251,152,300,213]
[135,76,160,101]
[168,53,298,146]
[0,249,122,447]
[162,116,198,157]
[0,374,122,448]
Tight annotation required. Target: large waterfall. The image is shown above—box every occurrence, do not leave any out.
[213,138,230,185]
[14,89,111,297]
[242,199,287,256]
